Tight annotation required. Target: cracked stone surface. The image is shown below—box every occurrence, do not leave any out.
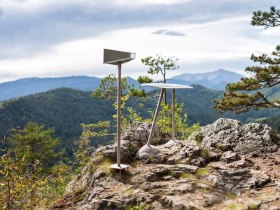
[53,119,280,210]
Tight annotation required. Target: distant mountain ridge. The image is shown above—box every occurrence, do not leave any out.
[169,69,243,90]
[0,69,243,101]
[0,76,101,101]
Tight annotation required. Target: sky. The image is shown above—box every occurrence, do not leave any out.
[0,0,279,83]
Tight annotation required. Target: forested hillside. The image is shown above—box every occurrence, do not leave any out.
[0,88,114,157]
[0,86,279,159]
[257,116,280,133]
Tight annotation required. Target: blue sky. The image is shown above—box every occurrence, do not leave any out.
[0,0,279,82]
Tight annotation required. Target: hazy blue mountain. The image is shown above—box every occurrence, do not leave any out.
[169,69,243,90]
[0,76,101,101]
[263,84,280,100]
[0,69,268,102]
[0,76,154,101]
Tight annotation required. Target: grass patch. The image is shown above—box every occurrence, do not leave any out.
[88,151,106,173]
[125,204,150,210]
[123,188,134,196]
[199,149,209,159]
[99,158,113,175]
[225,203,247,210]
[227,204,238,210]
[203,187,210,193]
[196,168,211,177]
[180,172,197,180]
[226,192,237,200]
[89,163,98,173]
[248,204,259,210]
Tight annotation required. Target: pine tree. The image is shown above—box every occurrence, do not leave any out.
[0,122,68,209]
[213,7,280,113]
[141,55,179,104]
[10,122,62,170]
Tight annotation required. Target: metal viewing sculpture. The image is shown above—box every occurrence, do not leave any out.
[137,83,193,159]
[103,49,136,170]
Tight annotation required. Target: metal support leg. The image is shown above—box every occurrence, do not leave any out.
[147,89,165,145]
[110,62,129,170]
[172,88,176,139]
[117,62,121,167]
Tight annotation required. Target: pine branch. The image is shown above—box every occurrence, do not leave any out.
[252,6,280,28]
[257,92,280,107]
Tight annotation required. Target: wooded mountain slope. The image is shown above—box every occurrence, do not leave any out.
[0,86,279,159]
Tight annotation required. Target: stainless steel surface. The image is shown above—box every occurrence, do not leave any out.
[104,49,136,65]
[117,63,121,166]
[104,49,135,170]
[142,83,193,89]
[143,83,193,142]
[110,163,129,170]
[147,89,164,145]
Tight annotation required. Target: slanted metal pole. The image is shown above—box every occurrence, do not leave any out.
[117,62,121,167]
[147,89,165,145]
[172,88,176,139]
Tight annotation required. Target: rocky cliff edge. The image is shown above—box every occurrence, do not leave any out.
[53,118,280,210]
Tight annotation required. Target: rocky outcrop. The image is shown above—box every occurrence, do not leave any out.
[96,123,167,163]
[121,122,167,146]
[53,119,280,210]
[189,118,280,158]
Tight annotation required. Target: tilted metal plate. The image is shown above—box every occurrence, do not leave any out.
[104,49,136,65]
[141,83,193,89]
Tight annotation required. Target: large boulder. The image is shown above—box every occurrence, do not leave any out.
[121,122,167,147]
[154,139,209,166]
[97,123,168,163]
[189,118,280,156]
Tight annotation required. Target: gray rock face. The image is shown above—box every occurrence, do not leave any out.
[96,139,137,163]
[221,151,240,163]
[97,123,167,163]
[121,122,165,147]
[54,119,280,210]
[190,118,280,156]
[154,139,208,166]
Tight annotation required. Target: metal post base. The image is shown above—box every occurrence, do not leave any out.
[110,164,129,170]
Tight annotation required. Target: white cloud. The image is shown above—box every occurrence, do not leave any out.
[0,16,277,83]
[261,27,280,36]
[0,0,278,82]
[114,0,191,5]
[153,29,186,36]
[0,0,190,14]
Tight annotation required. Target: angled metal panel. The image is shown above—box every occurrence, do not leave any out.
[104,49,136,65]
[141,83,193,89]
